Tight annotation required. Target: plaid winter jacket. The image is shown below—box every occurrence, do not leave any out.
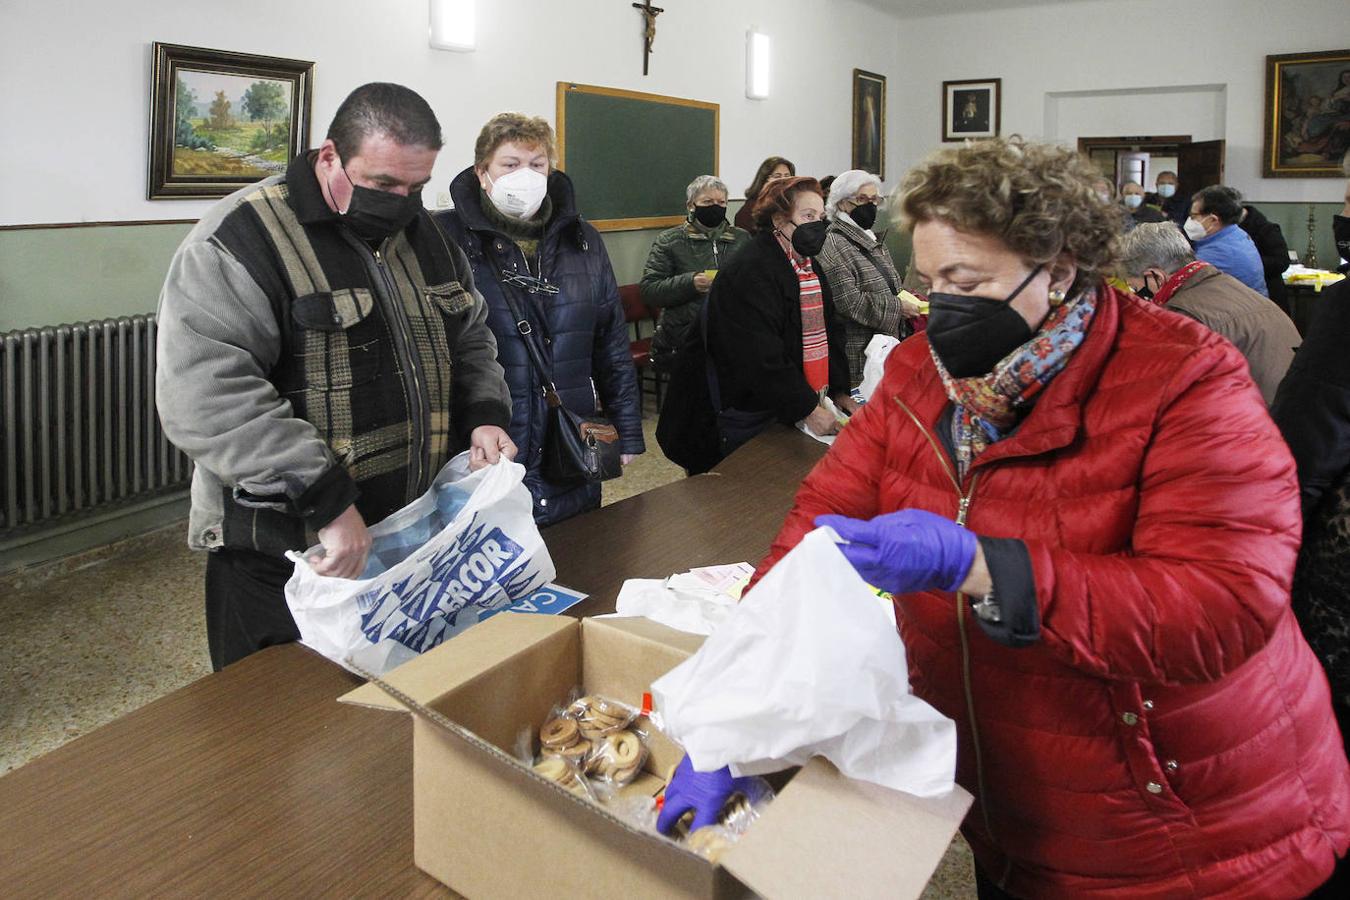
[815,215,908,388]
[156,152,511,555]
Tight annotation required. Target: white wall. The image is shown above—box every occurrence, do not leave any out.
[893,0,1350,202]
[0,0,904,226]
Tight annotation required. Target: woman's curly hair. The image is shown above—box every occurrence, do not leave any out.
[897,137,1121,295]
[474,112,556,168]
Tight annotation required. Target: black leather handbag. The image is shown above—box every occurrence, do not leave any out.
[496,268,622,485]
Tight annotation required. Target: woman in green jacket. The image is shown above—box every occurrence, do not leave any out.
[640,175,750,371]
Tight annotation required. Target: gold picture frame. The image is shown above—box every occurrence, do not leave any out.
[852,69,886,179]
[1263,48,1350,178]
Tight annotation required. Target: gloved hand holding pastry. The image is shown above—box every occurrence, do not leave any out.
[656,755,763,835]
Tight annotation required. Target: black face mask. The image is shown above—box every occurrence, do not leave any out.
[334,166,423,243]
[691,204,726,228]
[1135,271,1158,301]
[849,202,879,231]
[927,265,1043,378]
[788,220,830,257]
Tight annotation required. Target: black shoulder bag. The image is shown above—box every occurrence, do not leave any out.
[491,252,622,485]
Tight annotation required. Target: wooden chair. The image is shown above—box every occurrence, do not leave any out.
[618,283,663,411]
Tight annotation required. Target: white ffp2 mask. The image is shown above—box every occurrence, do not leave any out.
[486,168,548,219]
[1184,217,1208,241]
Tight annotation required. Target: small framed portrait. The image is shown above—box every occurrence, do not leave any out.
[942,79,1001,142]
[852,69,886,179]
[1263,48,1350,178]
[148,42,314,200]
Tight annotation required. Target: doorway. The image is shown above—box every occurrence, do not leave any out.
[1077,135,1226,202]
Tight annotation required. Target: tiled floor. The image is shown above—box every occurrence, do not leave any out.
[0,412,976,897]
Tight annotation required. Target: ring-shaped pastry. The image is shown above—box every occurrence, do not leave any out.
[540,717,580,748]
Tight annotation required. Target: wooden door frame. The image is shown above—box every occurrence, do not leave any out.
[1077,135,1193,152]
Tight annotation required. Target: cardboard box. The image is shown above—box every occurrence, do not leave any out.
[340,613,972,899]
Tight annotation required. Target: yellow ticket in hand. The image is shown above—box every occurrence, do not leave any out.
[900,289,929,314]
[704,269,718,282]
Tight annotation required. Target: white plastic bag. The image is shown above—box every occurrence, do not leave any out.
[285,453,555,675]
[651,527,956,797]
[858,333,901,402]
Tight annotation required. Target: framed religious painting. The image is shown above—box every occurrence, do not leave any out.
[148,42,314,199]
[942,78,1001,142]
[852,69,886,179]
[1263,48,1350,178]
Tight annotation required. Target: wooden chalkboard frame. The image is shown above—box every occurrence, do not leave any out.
[556,82,719,232]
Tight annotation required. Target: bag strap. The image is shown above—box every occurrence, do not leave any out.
[483,242,564,410]
[699,294,726,414]
[867,246,900,297]
[845,226,899,296]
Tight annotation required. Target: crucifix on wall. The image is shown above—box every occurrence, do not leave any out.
[632,1,664,76]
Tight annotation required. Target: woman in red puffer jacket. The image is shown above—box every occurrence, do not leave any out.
[754,139,1350,898]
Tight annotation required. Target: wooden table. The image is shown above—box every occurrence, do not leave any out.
[0,428,826,898]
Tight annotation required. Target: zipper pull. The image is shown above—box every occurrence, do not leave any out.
[956,494,972,527]
[373,249,384,266]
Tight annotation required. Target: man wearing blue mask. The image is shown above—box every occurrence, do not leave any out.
[157,83,515,670]
[1150,170,1189,227]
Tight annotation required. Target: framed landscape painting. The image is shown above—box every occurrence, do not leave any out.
[148,42,313,199]
[1263,48,1350,177]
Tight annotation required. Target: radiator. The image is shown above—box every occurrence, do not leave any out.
[1,315,192,535]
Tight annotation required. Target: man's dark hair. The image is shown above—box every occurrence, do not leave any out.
[326,83,443,160]
[1192,185,1244,225]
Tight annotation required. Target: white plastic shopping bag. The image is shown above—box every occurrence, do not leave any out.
[858,333,901,402]
[285,453,555,675]
[651,527,956,797]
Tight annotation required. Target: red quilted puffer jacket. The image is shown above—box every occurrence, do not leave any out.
[757,286,1350,898]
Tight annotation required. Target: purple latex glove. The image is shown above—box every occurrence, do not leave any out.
[815,509,977,595]
[657,755,760,835]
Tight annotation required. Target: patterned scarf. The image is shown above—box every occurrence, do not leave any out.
[777,232,830,392]
[1149,260,1212,307]
[932,288,1098,477]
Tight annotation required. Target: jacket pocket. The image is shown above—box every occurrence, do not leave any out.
[426,280,476,317]
[290,289,381,391]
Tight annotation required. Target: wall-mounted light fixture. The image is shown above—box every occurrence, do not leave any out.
[430,0,475,52]
[745,31,770,99]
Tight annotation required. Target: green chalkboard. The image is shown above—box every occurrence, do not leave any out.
[556,82,719,232]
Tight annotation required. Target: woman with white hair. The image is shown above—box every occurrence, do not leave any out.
[640,174,750,371]
[815,169,920,388]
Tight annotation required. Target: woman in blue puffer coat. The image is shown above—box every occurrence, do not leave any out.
[435,112,643,525]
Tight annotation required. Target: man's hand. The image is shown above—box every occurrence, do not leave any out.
[834,395,860,417]
[621,453,638,466]
[804,404,839,436]
[468,425,517,470]
[693,272,713,293]
[312,504,372,579]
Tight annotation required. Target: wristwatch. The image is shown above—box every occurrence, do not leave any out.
[971,590,1002,623]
